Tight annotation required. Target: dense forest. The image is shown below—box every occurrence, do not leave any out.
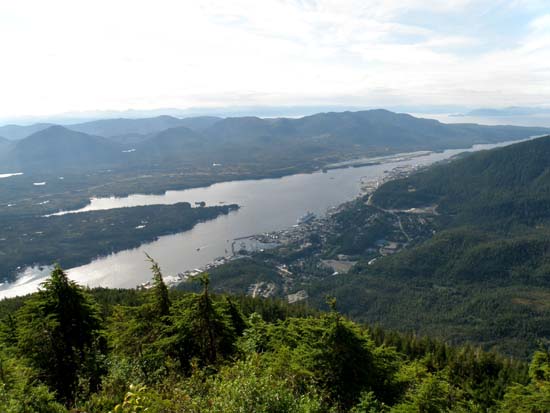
[280,136,550,357]
[0,263,549,412]
[0,202,238,283]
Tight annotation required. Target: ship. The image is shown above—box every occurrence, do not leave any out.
[297,211,316,224]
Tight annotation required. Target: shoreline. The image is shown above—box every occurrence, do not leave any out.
[0,137,533,298]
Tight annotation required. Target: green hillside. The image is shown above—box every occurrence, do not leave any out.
[1,265,548,412]
[371,135,550,281]
[304,135,550,356]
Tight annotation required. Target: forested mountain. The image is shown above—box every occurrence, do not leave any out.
[373,135,550,218]
[366,135,550,284]
[136,125,207,159]
[0,116,221,141]
[1,110,548,174]
[0,137,9,161]
[0,265,547,412]
[0,122,54,140]
[66,115,221,137]
[0,126,122,172]
[203,109,549,151]
[175,115,223,132]
[302,135,550,355]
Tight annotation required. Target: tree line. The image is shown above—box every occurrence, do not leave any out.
[0,261,549,412]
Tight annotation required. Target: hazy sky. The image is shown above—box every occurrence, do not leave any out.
[1,0,550,117]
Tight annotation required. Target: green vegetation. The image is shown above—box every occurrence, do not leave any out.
[1,111,546,284]
[190,136,550,358]
[15,266,104,405]
[1,265,549,412]
[3,118,550,410]
[0,202,237,282]
[307,135,550,357]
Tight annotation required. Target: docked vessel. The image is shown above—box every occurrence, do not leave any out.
[297,211,316,224]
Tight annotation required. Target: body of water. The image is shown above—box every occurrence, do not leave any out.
[0,139,527,298]
[411,113,550,128]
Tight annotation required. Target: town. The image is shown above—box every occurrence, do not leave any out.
[147,162,437,304]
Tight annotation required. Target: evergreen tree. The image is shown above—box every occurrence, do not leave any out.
[145,253,170,318]
[222,297,248,337]
[0,313,18,349]
[16,265,104,405]
[316,299,377,411]
[107,257,173,382]
[500,349,550,412]
[0,347,65,413]
[165,273,236,371]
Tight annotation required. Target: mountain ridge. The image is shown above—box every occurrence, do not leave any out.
[2,110,549,173]
[2,125,122,172]
[67,115,222,138]
[0,116,223,140]
[286,134,550,356]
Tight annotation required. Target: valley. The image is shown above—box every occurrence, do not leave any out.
[2,111,550,358]
[5,3,550,410]
[0,137,521,297]
[195,136,550,357]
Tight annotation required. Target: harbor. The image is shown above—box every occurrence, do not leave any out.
[140,161,423,290]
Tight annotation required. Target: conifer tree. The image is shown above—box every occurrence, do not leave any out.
[16,265,104,405]
[317,297,376,411]
[166,273,236,371]
[145,253,171,317]
[222,297,248,337]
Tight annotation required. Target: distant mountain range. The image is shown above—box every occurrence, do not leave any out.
[1,109,549,174]
[0,116,221,141]
[0,123,56,141]
[456,106,550,117]
[3,105,473,127]
[67,115,221,138]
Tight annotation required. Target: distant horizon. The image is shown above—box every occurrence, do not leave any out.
[3,104,550,129]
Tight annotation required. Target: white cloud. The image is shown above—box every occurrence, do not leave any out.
[0,0,549,117]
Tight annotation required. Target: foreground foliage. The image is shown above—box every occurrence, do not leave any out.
[0,264,549,412]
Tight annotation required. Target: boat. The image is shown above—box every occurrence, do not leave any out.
[297,211,316,224]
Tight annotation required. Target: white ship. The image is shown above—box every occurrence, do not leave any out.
[297,211,316,224]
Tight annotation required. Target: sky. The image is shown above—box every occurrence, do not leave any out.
[1,0,550,119]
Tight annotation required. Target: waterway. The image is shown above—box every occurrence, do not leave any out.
[0,139,526,298]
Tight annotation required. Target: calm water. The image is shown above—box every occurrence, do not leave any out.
[411,113,550,128]
[0,139,526,298]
